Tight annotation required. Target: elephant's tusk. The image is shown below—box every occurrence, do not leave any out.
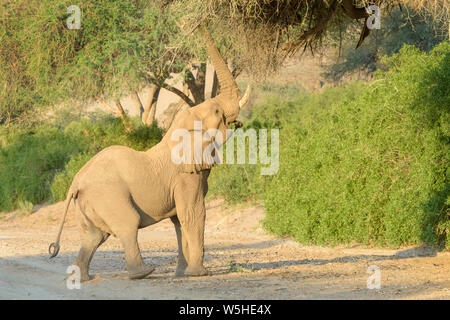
[239,85,251,109]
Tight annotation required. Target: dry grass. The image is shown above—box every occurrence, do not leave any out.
[404,0,449,36]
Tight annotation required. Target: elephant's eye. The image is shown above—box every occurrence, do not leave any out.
[215,109,219,114]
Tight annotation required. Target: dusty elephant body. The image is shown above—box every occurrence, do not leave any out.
[60,142,210,281]
[48,25,250,282]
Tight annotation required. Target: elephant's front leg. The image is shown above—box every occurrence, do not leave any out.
[182,209,208,276]
[170,215,189,276]
[175,199,209,276]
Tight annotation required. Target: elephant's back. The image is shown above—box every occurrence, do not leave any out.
[72,145,144,191]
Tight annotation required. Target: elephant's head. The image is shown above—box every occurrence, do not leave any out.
[165,24,250,173]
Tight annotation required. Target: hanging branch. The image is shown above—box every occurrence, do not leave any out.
[145,73,195,107]
[165,83,190,130]
[281,0,340,58]
[159,82,195,107]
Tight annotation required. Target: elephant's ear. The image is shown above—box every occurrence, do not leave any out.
[167,109,216,173]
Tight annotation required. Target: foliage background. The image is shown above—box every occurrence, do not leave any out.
[0,1,448,248]
[210,42,449,248]
[323,8,446,81]
[0,0,190,124]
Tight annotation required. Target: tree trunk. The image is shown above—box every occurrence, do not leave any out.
[142,85,160,126]
[96,96,131,132]
[186,63,206,104]
[114,99,132,132]
[131,91,144,120]
[164,83,189,131]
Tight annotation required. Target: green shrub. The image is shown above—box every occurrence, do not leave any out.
[263,42,449,248]
[208,84,359,205]
[17,199,34,216]
[0,125,84,211]
[207,98,289,204]
[50,152,93,202]
[208,164,265,204]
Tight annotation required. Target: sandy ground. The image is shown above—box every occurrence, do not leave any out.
[0,199,448,300]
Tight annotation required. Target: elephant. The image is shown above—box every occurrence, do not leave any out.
[48,24,250,282]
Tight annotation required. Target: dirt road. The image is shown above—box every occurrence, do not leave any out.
[0,200,448,300]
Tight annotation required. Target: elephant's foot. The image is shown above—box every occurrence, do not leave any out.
[184,265,210,277]
[71,262,92,282]
[128,265,155,280]
[80,273,93,282]
[175,269,186,277]
[175,262,188,277]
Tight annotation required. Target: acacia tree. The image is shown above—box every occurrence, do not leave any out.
[57,0,198,129]
[2,0,447,126]
[171,0,449,78]
[0,0,197,127]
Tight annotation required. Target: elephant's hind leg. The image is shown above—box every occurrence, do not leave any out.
[98,199,155,280]
[118,226,155,280]
[74,216,110,282]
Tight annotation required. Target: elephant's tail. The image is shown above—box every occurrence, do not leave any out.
[48,187,78,258]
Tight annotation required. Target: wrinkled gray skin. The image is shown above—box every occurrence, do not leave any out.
[48,25,250,282]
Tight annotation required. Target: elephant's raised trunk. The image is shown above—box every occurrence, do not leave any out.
[198,25,249,123]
